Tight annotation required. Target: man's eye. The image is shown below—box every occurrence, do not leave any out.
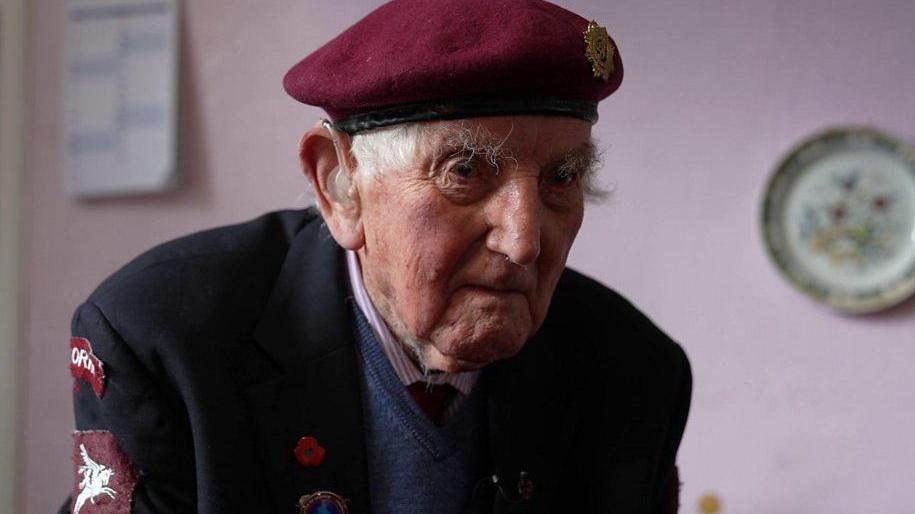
[452,160,478,179]
[549,168,578,186]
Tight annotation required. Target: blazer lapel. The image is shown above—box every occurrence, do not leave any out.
[485,317,585,514]
[247,218,370,513]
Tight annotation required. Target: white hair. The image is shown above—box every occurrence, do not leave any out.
[323,120,608,200]
[349,123,425,177]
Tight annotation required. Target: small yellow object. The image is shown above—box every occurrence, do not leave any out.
[698,493,722,514]
[583,21,615,81]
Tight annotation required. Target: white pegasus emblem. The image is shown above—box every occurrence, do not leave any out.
[74,443,117,514]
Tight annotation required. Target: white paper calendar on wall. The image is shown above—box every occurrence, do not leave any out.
[63,0,178,198]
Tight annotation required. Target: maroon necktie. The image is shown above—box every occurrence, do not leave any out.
[407,382,457,425]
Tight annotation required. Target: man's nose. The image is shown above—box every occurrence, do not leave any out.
[485,178,541,266]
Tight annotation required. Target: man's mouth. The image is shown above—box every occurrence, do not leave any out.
[461,284,527,297]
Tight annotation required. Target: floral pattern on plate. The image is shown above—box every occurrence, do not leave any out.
[763,127,915,313]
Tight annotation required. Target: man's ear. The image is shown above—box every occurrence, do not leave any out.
[298,123,365,250]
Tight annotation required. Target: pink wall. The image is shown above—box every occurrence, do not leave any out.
[23,0,915,512]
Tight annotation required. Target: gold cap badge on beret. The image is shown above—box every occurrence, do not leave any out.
[584,21,615,81]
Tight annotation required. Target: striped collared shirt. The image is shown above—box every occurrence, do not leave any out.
[345,250,480,412]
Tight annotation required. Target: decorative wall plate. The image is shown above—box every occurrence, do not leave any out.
[762,127,915,313]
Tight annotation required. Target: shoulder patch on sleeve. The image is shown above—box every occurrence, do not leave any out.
[71,430,138,514]
[70,337,106,398]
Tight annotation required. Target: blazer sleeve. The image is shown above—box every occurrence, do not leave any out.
[62,301,197,513]
[650,344,693,514]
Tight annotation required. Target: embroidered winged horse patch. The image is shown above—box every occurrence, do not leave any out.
[71,431,138,514]
[74,444,117,513]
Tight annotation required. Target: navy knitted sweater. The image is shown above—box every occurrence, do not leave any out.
[352,307,489,514]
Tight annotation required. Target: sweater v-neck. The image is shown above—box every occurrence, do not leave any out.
[351,304,486,460]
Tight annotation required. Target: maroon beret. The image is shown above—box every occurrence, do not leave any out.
[283,0,623,134]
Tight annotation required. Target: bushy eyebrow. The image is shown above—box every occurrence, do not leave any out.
[435,124,515,172]
[425,126,608,199]
[435,127,598,174]
[546,140,608,199]
[551,141,598,177]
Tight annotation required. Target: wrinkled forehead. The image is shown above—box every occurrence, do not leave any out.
[417,116,594,164]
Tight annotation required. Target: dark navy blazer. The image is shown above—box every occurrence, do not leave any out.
[63,208,691,513]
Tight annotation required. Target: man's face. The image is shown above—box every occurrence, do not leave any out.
[355,116,594,373]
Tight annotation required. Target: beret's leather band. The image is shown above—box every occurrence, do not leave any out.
[333,96,599,134]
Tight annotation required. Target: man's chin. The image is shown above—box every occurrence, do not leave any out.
[424,353,489,373]
[423,338,527,373]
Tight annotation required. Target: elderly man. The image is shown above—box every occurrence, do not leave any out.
[63,0,691,513]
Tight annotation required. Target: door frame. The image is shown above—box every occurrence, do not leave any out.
[0,0,28,511]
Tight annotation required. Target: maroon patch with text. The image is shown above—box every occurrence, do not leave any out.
[70,337,106,398]
[71,430,138,514]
